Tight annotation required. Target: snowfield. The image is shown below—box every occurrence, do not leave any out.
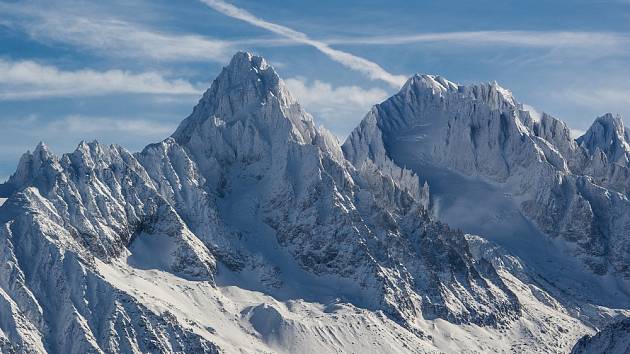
[0,52,628,353]
[93,255,591,354]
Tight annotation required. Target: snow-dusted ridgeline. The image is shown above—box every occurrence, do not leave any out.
[344,74,630,293]
[0,52,628,353]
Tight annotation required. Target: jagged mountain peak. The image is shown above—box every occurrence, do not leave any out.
[530,112,575,144]
[346,65,630,282]
[7,140,143,198]
[399,73,517,112]
[27,141,55,163]
[173,51,316,147]
[33,141,51,155]
[578,113,630,165]
[2,52,629,354]
[596,112,624,126]
[586,113,627,139]
[71,139,128,159]
[215,51,284,100]
[75,139,103,151]
[398,74,570,147]
[462,80,517,110]
[189,51,298,119]
[401,74,459,94]
[8,141,60,191]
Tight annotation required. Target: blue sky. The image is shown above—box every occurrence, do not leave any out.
[1,0,630,181]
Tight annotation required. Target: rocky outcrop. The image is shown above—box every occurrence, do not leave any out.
[571,317,630,354]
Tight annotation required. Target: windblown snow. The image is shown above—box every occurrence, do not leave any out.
[0,52,628,354]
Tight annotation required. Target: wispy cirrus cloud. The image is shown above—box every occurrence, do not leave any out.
[559,87,630,119]
[0,1,234,63]
[0,59,202,100]
[4,0,627,65]
[28,17,233,63]
[324,31,630,52]
[199,0,407,88]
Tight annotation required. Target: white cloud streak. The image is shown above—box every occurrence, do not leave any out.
[4,1,628,64]
[31,17,232,62]
[0,2,233,63]
[324,31,630,51]
[199,0,407,88]
[565,88,630,108]
[0,59,202,100]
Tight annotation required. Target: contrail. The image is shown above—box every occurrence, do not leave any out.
[199,0,406,88]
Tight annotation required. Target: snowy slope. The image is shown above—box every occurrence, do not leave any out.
[0,52,628,353]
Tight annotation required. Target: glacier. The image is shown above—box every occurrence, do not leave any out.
[0,52,628,353]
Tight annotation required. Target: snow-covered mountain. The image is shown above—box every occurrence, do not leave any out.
[578,113,630,167]
[571,316,630,354]
[344,74,630,292]
[0,52,628,353]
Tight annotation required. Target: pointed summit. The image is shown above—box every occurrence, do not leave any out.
[180,51,293,124]
[401,74,459,95]
[578,113,630,165]
[34,141,50,155]
[8,141,60,192]
[173,52,315,147]
[211,51,285,105]
[399,73,516,111]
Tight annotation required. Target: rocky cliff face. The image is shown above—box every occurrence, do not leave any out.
[169,52,521,329]
[578,113,630,167]
[571,317,630,354]
[343,74,630,284]
[0,53,627,353]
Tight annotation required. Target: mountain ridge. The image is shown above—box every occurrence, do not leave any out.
[344,72,630,285]
[0,51,628,354]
